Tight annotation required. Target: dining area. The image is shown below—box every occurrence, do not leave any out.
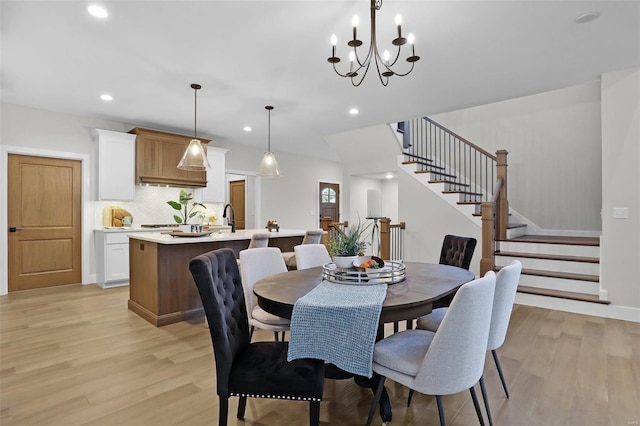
[187,229,524,426]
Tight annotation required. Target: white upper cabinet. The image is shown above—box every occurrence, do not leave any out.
[202,146,228,203]
[91,129,136,200]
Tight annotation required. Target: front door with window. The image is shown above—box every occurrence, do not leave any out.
[319,182,340,225]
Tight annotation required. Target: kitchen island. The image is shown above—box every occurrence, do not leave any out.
[128,229,306,326]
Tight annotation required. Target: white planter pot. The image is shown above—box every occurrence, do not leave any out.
[332,255,357,269]
[178,224,191,233]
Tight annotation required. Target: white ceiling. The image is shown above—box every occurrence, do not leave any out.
[2,1,638,161]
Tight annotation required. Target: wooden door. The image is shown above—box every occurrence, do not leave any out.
[7,154,82,291]
[319,182,340,225]
[229,180,246,230]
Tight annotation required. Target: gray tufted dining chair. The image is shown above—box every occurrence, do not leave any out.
[189,248,325,426]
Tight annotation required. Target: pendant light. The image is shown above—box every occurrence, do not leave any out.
[177,83,211,171]
[258,105,281,177]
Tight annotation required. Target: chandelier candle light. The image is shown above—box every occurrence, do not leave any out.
[258,105,281,177]
[177,83,211,171]
[328,0,420,87]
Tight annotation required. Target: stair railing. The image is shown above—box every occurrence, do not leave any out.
[321,217,405,261]
[403,117,509,237]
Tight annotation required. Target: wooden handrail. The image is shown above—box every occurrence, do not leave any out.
[424,117,498,161]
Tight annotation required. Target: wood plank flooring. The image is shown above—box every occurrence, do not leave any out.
[1,284,639,425]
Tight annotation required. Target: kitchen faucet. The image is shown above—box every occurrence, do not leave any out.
[222,204,236,233]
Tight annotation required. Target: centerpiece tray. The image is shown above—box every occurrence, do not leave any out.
[169,231,211,237]
[322,260,406,285]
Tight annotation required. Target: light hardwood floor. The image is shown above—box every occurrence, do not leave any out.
[1,284,638,425]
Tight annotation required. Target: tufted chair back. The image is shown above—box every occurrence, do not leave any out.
[189,248,250,397]
[439,234,477,270]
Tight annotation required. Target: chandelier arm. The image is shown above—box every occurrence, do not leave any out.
[350,60,371,87]
[372,52,390,86]
[387,62,416,77]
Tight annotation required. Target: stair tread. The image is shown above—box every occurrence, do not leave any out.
[442,190,483,196]
[507,223,527,229]
[429,180,470,187]
[415,170,457,178]
[517,285,610,305]
[505,235,600,246]
[402,152,433,163]
[457,201,480,205]
[496,251,599,263]
[516,267,599,282]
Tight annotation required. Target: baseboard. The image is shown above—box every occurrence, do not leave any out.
[515,293,640,323]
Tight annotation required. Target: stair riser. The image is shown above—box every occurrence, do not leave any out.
[495,256,600,276]
[498,241,600,257]
[506,227,527,239]
[518,274,600,295]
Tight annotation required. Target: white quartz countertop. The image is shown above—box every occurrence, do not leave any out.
[127,229,308,244]
[96,225,232,233]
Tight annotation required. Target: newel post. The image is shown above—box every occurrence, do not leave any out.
[480,202,495,276]
[321,217,332,249]
[496,150,509,240]
[379,218,391,260]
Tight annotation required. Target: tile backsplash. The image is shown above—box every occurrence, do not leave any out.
[94,186,223,228]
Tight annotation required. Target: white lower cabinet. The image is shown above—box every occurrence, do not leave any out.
[95,231,144,288]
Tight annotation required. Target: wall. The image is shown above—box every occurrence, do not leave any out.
[431,81,602,233]
[0,102,343,294]
[398,167,482,275]
[601,68,640,311]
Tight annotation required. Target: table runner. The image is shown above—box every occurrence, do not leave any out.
[287,280,387,378]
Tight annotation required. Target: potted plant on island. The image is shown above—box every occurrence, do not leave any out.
[328,220,371,268]
[167,190,206,232]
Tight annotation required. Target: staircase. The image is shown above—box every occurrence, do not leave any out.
[398,118,608,305]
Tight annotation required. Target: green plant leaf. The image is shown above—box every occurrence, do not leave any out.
[173,215,183,224]
[167,201,182,210]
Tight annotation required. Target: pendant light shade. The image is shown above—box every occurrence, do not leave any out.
[258,105,281,177]
[177,84,211,171]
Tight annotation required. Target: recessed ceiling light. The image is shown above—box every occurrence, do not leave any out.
[87,5,108,18]
[574,11,600,24]
[243,126,252,132]
[349,108,359,115]
[385,173,394,179]
[100,94,113,101]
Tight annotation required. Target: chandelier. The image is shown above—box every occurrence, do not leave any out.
[327,0,420,87]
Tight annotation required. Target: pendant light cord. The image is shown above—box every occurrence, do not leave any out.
[265,105,274,152]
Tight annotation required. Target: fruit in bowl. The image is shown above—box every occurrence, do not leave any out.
[353,255,385,269]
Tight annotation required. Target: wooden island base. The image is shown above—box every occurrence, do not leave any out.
[128,231,304,326]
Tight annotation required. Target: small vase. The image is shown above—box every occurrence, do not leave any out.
[332,255,357,269]
[178,224,191,233]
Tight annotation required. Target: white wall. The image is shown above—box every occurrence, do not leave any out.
[0,102,343,294]
[398,167,482,275]
[601,68,640,312]
[431,81,602,232]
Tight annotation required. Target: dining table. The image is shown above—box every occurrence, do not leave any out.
[253,261,475,422]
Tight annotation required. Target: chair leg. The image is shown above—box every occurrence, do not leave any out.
[435,395,446,426]
[407,389,415,407]
[273,331,279,341]
[365,376,386,426]
[281,331,286,341]
[309,400,321,426]
[236,396,247,420]
[219,396,229,426]
[492,349,509,398]
[249,326,255,341]
[469,385,485,426]
[479,376,493,426]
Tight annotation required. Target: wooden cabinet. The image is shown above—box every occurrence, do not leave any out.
[91,129,136,200]
[129,127,210,188]
[202,146,228,203]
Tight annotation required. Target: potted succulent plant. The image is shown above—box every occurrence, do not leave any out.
[328,220,370,268]
[167,190,206,231]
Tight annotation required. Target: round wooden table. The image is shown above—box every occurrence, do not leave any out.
[253,262,475,422]
[254,262,475,325]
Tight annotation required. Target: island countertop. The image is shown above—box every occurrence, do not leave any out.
[128,228,307,244]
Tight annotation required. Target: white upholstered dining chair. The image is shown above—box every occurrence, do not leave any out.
[239,247,290,341]
[282,230,324,269]
[294,244,332,270]
[366,271,496,426]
